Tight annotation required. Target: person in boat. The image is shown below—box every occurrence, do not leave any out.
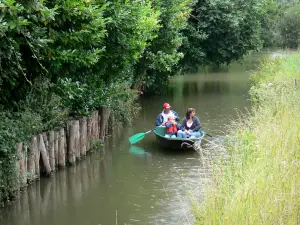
[164,115,180,138]
[155,102,180,126]
[177,108,201,139]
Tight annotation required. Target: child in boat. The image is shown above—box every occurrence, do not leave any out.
[164,115,179,138]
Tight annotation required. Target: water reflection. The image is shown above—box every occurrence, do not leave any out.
[129,146,151,157]
[201,81,230,94]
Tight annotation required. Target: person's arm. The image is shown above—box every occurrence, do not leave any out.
[172,110,180,121]
[155,114,163,126]
[165,122,172,128]
[180,118,186,131]
[192,117,201,132]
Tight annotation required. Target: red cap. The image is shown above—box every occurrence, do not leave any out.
[163,103,171,109]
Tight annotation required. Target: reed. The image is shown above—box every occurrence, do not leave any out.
[193,52,300,224]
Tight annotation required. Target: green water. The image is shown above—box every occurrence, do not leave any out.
[0,50,279,225]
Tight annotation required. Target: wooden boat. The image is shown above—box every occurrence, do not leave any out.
[153,126,205,150]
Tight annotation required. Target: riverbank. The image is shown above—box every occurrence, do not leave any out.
[193,51,300,224]
[0,108,115,207]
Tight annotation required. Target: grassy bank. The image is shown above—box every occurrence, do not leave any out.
[194,52,300,224]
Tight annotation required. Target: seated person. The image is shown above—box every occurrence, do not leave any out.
[164,115,179,138]
[156,102,180,126]
[177,108,201,139]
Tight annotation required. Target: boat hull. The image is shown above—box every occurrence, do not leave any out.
[154,126,204,150]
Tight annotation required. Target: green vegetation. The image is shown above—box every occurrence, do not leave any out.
[259,0,300,48]
[134,0,192,93]
[0,0,188,206]
[1,0,299,207]
[193,52,300,224]
[181,0,264,69]
[279,5,300,48]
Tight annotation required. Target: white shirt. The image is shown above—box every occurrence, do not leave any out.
[161,110,175,123]
[187,120,193,128]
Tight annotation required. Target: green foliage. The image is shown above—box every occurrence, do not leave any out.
[20,78,69,130]
[259,0,300,48]
[279,5,300,48]
[0,0,55,105]
[259,0,282,47]
[97,0,160,84]
[181,0,264,68]
[44,0,108,82]
[0,109,42,206]
[134,0,192,93]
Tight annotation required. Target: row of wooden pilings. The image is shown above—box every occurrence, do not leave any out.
[15,108,112,191]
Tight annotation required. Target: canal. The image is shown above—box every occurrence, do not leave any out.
[0,50,274,225]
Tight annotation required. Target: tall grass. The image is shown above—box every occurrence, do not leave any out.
[193,52,300,224]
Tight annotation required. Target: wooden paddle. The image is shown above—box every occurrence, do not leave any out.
[129,128,155,144]
[206,133,213,138]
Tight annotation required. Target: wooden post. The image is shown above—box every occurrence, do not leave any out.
[68,121,76,164]
[42,132,49,153]
[32,136,40,178]
[294,78,297,88]
[64,128,68,164]
[38,134,51,175]
[16,142,22,190]
[80,117,87,156]
[74,120,80,160]
[94,111,99,140]
[108,112,114,134]
[48,131,55,171]
[54,131,59,167]
[58,128,66,167]
[27,137,36,182]
[87,116,93,151]
[19,144,27,188]
[99,107,110,140]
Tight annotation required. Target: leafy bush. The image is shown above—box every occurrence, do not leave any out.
[134,0,192,93]
[0,109,42,206]
[181,0,264,68]
[279,5,300,49]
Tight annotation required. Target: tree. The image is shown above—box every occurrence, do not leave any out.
[134,0,192,93]
[181,0,265,69]
[259,0,282,47]
[279,5,300,48]
[0,0,56,106]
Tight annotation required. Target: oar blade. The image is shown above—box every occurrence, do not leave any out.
[129,132,146,144]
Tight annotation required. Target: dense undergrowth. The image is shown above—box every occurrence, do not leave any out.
[193,52,300,224]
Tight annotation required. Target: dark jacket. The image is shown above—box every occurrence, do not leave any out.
[180,116,201,132]
[155,110,180,126]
